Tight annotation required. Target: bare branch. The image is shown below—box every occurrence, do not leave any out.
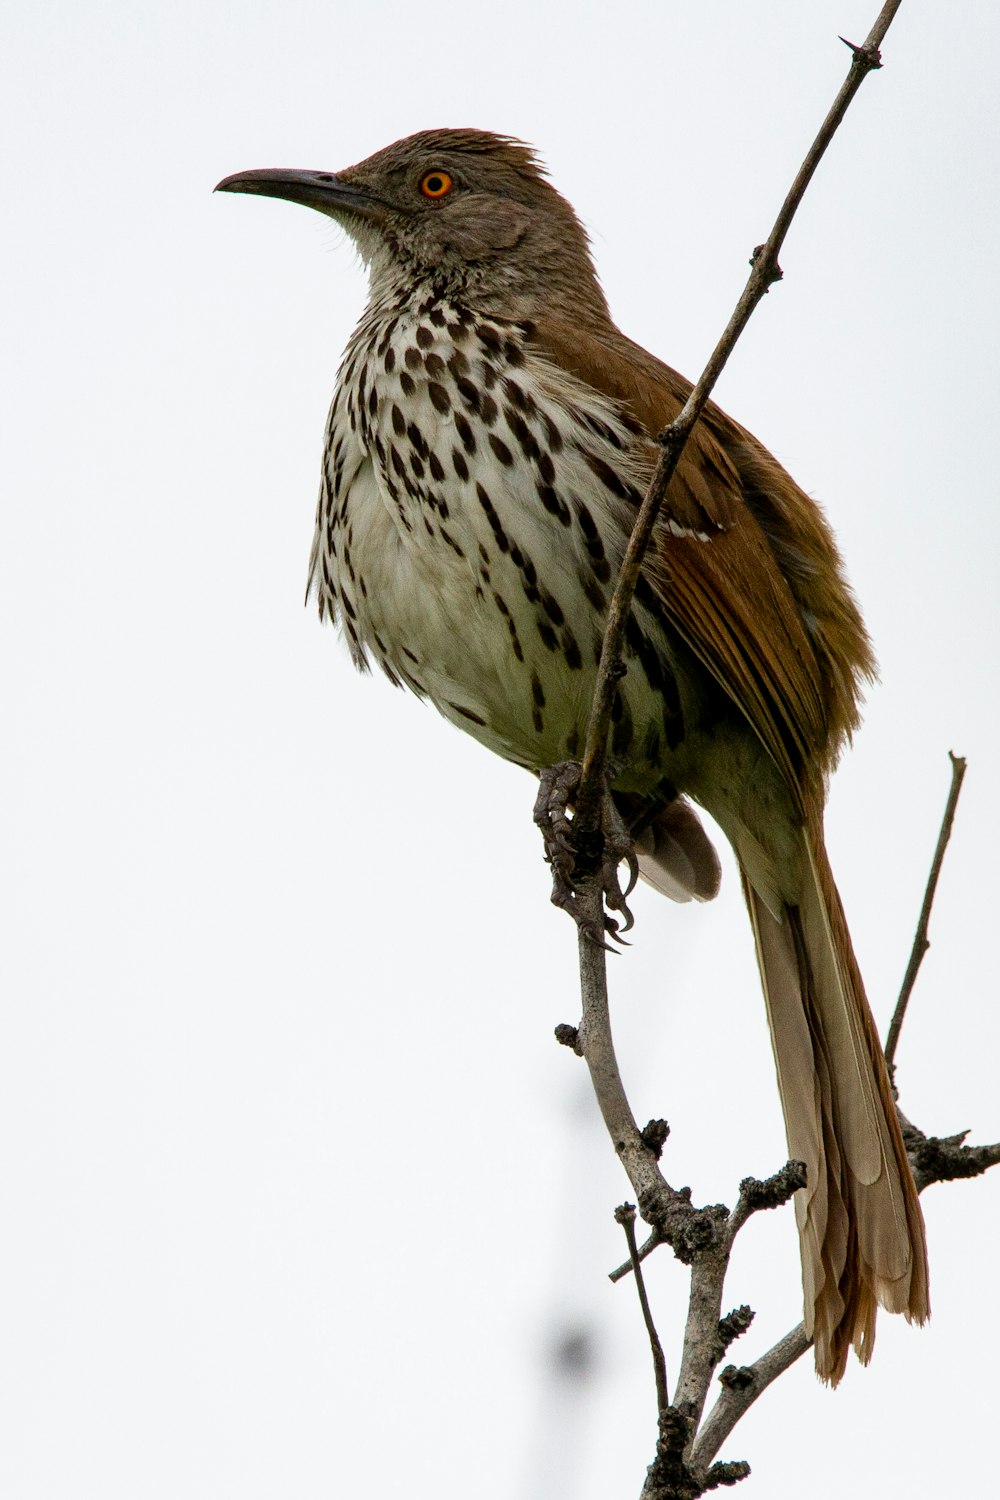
[885,752,968,1075]
[618,1203,670,1417]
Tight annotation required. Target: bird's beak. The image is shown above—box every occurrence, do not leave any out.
[214,168,385,221]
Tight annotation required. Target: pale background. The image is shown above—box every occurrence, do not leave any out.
[2,2,998,1496]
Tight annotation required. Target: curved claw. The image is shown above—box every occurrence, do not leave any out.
[534,760,639,946]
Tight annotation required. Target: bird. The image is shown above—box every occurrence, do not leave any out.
[216,128,929,1384]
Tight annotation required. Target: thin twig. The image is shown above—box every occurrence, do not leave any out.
[575,0,903,829]
[618,1204,670,1416]
[884,752,967,1075]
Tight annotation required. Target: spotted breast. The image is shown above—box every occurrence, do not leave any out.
[310,281,687,793]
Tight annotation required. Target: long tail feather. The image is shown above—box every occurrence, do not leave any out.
[741,822,929,1384]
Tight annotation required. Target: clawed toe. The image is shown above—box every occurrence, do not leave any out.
[533,762,638,945]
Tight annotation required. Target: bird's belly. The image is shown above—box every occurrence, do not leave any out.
[330,461,676,789]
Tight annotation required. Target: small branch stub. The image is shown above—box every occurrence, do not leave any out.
[838,35,883,67]
[554,1022,582,1053]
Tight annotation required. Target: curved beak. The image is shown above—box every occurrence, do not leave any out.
[214,168,385,221]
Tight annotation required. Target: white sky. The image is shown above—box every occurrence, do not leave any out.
[2,2,998,1497]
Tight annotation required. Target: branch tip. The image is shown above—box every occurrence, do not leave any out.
[718,1365,756,1393]
[704,1458,752,1490]
[641,1118,671,1158]
[717,1305,755,1355]
[554,1022,582,1053]
[737,1160,807,1215]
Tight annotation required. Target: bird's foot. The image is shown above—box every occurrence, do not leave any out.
[533,761,638,947]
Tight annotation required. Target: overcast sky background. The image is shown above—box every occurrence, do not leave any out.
[3,2,998,1497]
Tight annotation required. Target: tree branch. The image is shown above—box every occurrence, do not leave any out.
[884,751,967,1076]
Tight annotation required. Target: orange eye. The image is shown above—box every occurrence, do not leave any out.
[419,170,453,199]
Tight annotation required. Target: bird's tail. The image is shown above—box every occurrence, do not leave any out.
[741,822,929,1384]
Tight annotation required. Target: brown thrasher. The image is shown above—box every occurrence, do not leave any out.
[217,129,928,1384]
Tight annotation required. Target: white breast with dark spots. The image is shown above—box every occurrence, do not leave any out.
[311,288,684,784]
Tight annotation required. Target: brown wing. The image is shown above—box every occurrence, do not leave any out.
[527,315,875,798]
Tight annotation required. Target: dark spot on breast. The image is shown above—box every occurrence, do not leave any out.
[505,408,539,461]
[428,451,445,482]
[400,371,415,396]
[404,347,422,371]
[536,450,555,484]
[536,483,571,526]
[410,452,425,479]
[576,503,608,569]
[489,434,513,467]
[428,307,447,328]
[391,447,406,479]
[477,324,502,351]
[582,574,606,612]
[502,377,531,412]
[476,482,510,554]
[377,317,399,355]
[455,412,477,455]
[531,672,546,707]
[450,702,487,726]
[537,621,559,652]
[416,325,434,349]
[407,422,428,458]
[577,410,625,450]
[583,449,641,504]
[441,528,465,558]
[391,404,406,436]
[542,413,564,452]
[480,393,498,426]
[504,339,524,368]
[383,347,396,373]
[424,352,445,377]
[562,630,583,670]
[456,376,481,413]
[541,592,564,626]
[448,349,470,378]
[428,382,451,414]
[452,449,470,481]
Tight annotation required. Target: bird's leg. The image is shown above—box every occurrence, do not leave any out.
[533,762,639,945]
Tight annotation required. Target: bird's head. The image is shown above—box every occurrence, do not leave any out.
[216,127,610,323]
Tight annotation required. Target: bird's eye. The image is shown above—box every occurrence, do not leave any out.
[419,170,453,200]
